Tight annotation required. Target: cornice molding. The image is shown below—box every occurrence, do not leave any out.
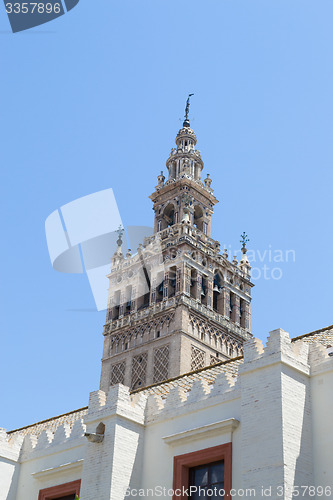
[163,418,240,446]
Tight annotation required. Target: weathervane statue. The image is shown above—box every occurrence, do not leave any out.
[183,93,194,127]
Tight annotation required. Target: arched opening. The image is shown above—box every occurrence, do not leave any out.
[124,285,132,316]
[213,272,223,314]
[201,276,208,306]
[190,269,197,299]
[137,290,150,311]
[112,290,121,320]
[240,298,246,328]
[156,271,164,303]
[168,266,177,298]
[193,205,204,232]
[163,203,175,228]
[170,162,176,179]
[230,293,236,322]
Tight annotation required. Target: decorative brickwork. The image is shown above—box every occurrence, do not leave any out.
[131,352,148,390]
[191,345,205,370]
[100,117,253,392]
[153,345,170,383]
[210,354,219,365]
[110,361,126,386]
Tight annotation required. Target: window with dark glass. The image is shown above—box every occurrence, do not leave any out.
[38,479,81,500]
[189,460,224,499]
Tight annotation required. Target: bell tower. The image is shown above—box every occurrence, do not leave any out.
[152,96,216,236]
[100,97,254,393]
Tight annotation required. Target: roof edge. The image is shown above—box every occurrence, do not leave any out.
[7,323,333,435]
[7,406,88,435]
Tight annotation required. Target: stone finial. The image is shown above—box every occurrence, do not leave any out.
[223,248,228,259]
[239,232,251,270]
[204,174,212,189]
[157,171,165,187]
[232,255,238,266]
[240,232,249,253]
[112,225,125,264]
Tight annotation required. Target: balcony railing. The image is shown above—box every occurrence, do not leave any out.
[104,293,251,340]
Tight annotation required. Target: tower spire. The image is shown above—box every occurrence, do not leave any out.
[240,232,250,255]
[112,225,125,264]
[183,93,194,127]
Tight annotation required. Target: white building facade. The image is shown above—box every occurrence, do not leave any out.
[1,326,333,499]
[1,107,332,499]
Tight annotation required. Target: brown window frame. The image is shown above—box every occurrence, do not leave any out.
[38,479,81,500]
[172,443,232,500]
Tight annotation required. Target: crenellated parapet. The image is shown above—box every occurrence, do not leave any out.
[0,428,24,462]
[240,327,333,376]
[19,418,86,460]
[84,385,147,428]
[308,339,333,375]
[240,328,310,376]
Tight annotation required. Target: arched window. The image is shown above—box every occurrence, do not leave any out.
[213,272,223,313]
[112,290,121,320]
[156,271,164,303]
[194,205,204,232]
[190,269,197,299]
[201,276,208,306]
[168,266,177,298]
[124,285,132,316]
[163,203,175,228]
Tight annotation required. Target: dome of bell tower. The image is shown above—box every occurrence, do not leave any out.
[175,126,197,147]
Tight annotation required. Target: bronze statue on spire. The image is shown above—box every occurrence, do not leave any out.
[183,93,194,127]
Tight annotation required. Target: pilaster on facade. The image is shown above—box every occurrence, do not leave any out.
[240,329,314,498]
[80,386,147,500]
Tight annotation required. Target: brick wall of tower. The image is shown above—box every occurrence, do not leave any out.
[102,121,253,394]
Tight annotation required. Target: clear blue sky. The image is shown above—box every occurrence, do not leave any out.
[1,0,333,431]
